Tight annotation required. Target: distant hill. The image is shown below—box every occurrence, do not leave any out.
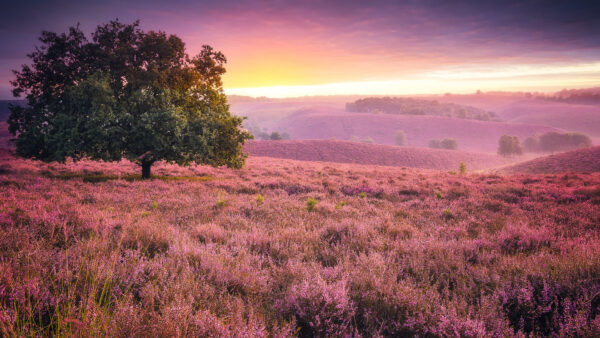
[244,139,512,170]
[274,108,561,153]
[499,146,600,174]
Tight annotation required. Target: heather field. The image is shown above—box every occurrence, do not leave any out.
[1,148,600,336]
[244,139,512,170]
[500,146,600,174]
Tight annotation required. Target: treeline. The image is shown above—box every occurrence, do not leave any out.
[537,90,600,105]
[497,131,593,157]
[244,121,290,140]
[345,97,501,121]
[524,132,592,153]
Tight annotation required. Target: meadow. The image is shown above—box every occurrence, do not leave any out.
[1,148,599,336]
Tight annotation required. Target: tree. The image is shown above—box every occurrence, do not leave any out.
[269,132,282,140]
[458,162,466,174]
[394,130,406,146]
[429,139,441,149]
[538,131,592,153]
[440,138,458,150]
[8,20,252,179]
[523,136,539,153]
[498,135,522,157]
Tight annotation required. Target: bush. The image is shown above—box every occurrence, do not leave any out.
[440,138,458,150]
[459,162,467,174]
[429,139,441,149]
[306,197,318,212]
[270,132,282,140]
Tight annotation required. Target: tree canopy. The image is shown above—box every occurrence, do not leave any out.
[8,20,252,178]
[498,135,522,157]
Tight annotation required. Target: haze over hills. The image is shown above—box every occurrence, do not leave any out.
[271,107,561,153]
[244,139,512,170]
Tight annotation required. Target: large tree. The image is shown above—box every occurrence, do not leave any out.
[8,20,252,178]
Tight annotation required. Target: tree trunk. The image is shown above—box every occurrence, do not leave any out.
[141,161,152,179]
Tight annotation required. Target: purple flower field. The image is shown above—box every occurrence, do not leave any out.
[1,148,599,336]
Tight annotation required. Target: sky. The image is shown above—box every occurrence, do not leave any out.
[1,0,600,98]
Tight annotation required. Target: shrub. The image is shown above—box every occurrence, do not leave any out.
[429,139,441,149]
[440,138,458,150]
[255,194,264,206]
[270,132,282,140]
[306,197,318,212]
[459,162,467,174]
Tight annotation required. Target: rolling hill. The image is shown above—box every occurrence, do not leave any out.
[499,146,600,174]
[273,108,561,153]
[244,139,513,170]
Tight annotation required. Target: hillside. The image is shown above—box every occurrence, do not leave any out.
[1,149,599,336]
[275,108,561,152]
[244,139,512,170]
[500,146,600,174]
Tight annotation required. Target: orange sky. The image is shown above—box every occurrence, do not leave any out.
[2,1,600,98]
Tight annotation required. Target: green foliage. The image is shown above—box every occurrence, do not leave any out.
[498,135,523,157]
[306,197,318,212]
[442,209,453,219]
[459,162,467,175]
[8,20,252,178]
[255,194,264,206]
[216,193,228,208]
[394,130,406,146]
[358,192,367,198]
[335,201,347,209]
[435,191,443,199]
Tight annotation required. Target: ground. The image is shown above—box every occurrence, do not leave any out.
[1,149,600,336]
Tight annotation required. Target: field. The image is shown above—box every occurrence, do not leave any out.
[244,139,512,170]
[500,146,600,174]
[1,149,600,336]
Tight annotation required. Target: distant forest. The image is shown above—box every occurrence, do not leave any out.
[345,97,501,121]
[538,89,600,105]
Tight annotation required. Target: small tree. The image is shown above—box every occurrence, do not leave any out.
[440,138,458,150]
[8,20,252,178]
[270,132,282,140]
[498,135,522,157]
[459,162,467,174]
[429,139,441,149]
[394,130,406,146]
